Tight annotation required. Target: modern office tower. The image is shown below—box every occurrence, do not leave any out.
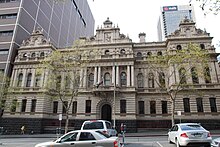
[157,5,195,41]
[0,0,94,76]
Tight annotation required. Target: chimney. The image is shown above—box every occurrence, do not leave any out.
[139,32,146,43]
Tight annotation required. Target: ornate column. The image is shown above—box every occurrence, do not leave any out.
[127,65,130,87]
[98,66,101,84]
[11,69,17,87]
[83,67,87,87]
[30,68,36,87]
[112,65,115,85]
[94,67,97,85]
[131,65,134,86]
[116,66,119,85]
[80,68,83,87]
[22,69,27,87]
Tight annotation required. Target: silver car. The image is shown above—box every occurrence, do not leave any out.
[168,123,212,147]
[35,130,121,147]
[211,137,220,147]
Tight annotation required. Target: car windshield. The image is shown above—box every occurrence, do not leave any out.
[180,124,204,131]
[96,131,110,138]
[83,122,104,129]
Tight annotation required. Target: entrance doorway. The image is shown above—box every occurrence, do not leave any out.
[101,104,112,122]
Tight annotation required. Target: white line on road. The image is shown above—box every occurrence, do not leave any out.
[157,141,163,147]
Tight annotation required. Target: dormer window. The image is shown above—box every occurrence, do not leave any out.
[176,45,182,50]
[105,50,110,55]
[147,52,152,56]
[157,51,162,56]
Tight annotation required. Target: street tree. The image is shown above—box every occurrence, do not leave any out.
[147,43,209,126]
[41,40,96,133]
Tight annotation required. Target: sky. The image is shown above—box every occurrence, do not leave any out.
[87,0,220,52]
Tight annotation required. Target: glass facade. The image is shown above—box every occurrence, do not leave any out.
[0,0,94,75]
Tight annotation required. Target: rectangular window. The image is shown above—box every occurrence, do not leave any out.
[138,101,144,114]
[150,101,156,114]
[62,101,68,114]
[209,98,217,112]
[31,99,36,112]
[53,101,58,113]
[0,50,9,55]
[85,100,91,113]
[21,99,27,112]
[120,100,126,113]
[162,101,167,114]
[0,31,13,36]
[0,13,17,19]
[72,101,77,114]
[183,98,190,112]
[196,98,204,112]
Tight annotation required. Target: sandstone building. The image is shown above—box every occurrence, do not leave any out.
[1,18,220,134]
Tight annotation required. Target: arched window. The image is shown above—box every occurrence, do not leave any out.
[159,72,165,88]
[176,45,182,50]
[104,72,111,86]
[148,73,154,88]
[105,50,110,55]
[26,73,32,87]
[137,52,142,60]
[35,74,41,87]
[147,52,152,56]
[120,49,125,54]
[179,68,187,84]
[204,66,211,83]
[137,73,144,88]
[120,72,127,86]
[56,75,62,90]
[40,52,45,57]
[23,53,27,58]
[88,73,94,88]
[200,44,205,49]
[31,52,35,58]
[157,51,162,56]
[17,73,23,87]
[191,67,199,84]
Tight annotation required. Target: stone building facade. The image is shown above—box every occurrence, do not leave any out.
[1,18,220,134]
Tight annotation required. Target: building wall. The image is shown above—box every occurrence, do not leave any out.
[1,18,220,134]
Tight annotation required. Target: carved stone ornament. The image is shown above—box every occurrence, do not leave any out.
[21,27,50,47]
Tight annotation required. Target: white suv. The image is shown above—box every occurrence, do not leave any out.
[80,120,117,136]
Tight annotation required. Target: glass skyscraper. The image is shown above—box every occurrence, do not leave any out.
[0,0,94,75]
[157,5,195,41]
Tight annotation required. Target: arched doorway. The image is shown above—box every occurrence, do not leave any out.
[101,104,112,122]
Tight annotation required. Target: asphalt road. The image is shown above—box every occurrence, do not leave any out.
[0,135,219,147]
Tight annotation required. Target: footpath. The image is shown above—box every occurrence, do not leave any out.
[1,129,220,139]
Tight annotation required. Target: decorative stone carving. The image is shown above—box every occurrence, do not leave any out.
[21,27,50,47]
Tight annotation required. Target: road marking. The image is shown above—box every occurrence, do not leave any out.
[157,142,163,147]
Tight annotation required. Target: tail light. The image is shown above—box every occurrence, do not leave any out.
[180,133,188,138]
[114,140,118,147]
[103,130,107,134]
[207,132,211,137]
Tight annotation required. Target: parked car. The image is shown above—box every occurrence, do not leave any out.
[81,120,117,136]
[35,130,121,147]
[212,137,220,147]
[168,123,212,147]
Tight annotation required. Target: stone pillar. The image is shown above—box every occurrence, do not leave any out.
[80,68,83,87]
[83,68,87,87]
[11,69,17,87]
[112,65,115,85]
[43,69,49,87]
[131,65,134,86]
[22,69,27,87]
[214,62,220,83]
[210,62,217,83]
[116,66,119,85]
[30,69,36,87]
[40,70,45,87]
[94,67,97,85]
[98,66,101,84]
[127,65,130,87]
